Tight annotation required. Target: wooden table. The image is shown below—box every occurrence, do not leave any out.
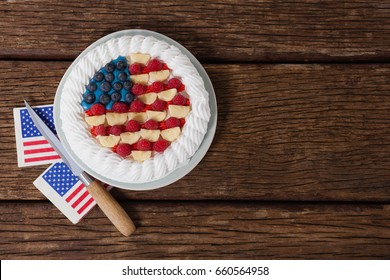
[1,1,390,259]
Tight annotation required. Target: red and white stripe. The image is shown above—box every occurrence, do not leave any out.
[23,137,61,164]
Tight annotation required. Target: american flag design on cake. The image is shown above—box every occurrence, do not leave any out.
[13,105,61,167]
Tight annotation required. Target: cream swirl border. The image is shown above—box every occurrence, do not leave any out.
[59,35,210,183]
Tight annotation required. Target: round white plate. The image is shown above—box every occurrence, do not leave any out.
[54,29,217,191]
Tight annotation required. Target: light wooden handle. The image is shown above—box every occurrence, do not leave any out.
[86,180,136,236]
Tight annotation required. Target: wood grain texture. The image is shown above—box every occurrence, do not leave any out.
[1,201,389,259]
[0,0,389,62]
[1,61,390,201]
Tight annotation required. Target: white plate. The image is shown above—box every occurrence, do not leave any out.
[54,30,217,191]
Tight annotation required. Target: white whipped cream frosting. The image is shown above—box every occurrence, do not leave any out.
[59,35,210,183]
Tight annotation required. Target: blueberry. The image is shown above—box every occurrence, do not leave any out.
[123,80,133,90]
[105,72,114,82]
[104,62,115,72]
[113,82,122,91]
[84,92,96,104]
[100,81,111,92]
[94,72,104,82]
[99,93,110,105]
[111,91,121,102]
[86,82,97,92]
[116,60,127,70]
[118,72,128,82]
[125,93,135,103]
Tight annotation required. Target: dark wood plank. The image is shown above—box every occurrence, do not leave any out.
[0,1,389,62]
[1,201,389,259]
[1,62,390,201]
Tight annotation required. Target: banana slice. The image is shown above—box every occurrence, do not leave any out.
[106,112,127,126]
[130,74,149,84]
[161,127,181,142]
[128,112,148,123]
[146,110,167,121]
[120,132,141,145]
[85,115,106,126]
[149,70,170,82]
[157,88,177,101]
[168,105,191,118]
[98,135,120,147]
[140,129,160,142]
[128,53,150,65]
[132,151,152,162]
[137,93,157,105]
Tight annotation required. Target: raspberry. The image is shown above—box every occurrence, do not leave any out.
[125,120,140,132]
[94,124,106,136]
[109,125,124,136]
[90,103,106,115]
[130,100,146,112]
[147,59,162,72]
[151,99,167,111]
[132,84,147,96]
[112,102,129,113]
[153,139,170,153]
[150,81,164,93]
[116,143,132,157]
[136,139,152,151]
[129,64,142,75]
[144,119,159,130]
[172,94,187,106]
[165,117,180,128]
[168,78,182,89]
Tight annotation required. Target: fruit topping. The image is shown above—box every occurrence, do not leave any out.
[161,127,181,142]
[104,62,115,73]
[85,115,106,126]
[144,119,159,130]
[118,72,128,82]
[84,92,96,104]
[99,93,110,105]
[99,135,120,147]
[132,84,147,96]
[157,88,177,101]
[113,82,122,91]
[116,143,132,157]
[87,82,97,92]
[116,60,127,71]
[111,91,121,102]
[120,131,141,145]
[129,53,151,65]
[149,70,170,82]
[167,78,182,89]
[90,103,106,115]
[172,94,187,106]
[168,105,190,118]
[128,112,148,123]
[151,99,167,111]
[131,151,152,162]
[106,112,127,126]
[94,71,104,82]
[92,124,107,136]
[130,100,146,112]
[153,139,170,153]
[125,93,135,103]
[140,129,160,142]
[105,72,115,82]
[109,125,124,136]
[136,139,152,151]
[125,120,141,132]
[165,117,181,128]
[146,110,167,122]
[123,80,133,90]
[112,102,129,113]
[130,74,149,84]
[100,81,111,92]
[147,59,162,72]
[129,63,142,75]
[150,81,164,93]
[137,92,157,105]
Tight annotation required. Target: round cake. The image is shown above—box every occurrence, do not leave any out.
[59,35,211,183]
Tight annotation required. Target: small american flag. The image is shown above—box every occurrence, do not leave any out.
[13,105,61,167]
[34,162,112,224]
